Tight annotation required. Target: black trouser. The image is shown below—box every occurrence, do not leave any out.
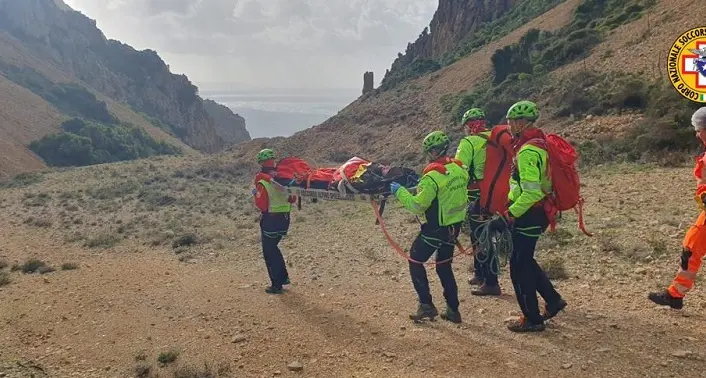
[468,201,499,286]
[509,206,562,324]
[409,223,462,311]
[260,212,290,289]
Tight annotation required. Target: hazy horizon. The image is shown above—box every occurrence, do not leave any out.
[202,87,360,138]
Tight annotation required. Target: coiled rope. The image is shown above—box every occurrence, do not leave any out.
[469,214,513,276]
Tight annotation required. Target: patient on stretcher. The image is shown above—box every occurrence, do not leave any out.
[272,156,419,195]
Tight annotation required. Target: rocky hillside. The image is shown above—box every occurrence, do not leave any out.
[203,99,251,146]
[231,0,700,170]
[0,0,228,160]
[380,0,563,90]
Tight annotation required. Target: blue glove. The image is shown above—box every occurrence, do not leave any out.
[390,182,401,195]
[251,188,257,196]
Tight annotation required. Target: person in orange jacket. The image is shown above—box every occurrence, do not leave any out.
[649,107,706,309]
[252,149,296,294]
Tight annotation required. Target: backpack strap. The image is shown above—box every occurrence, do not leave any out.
[423,157,463,175]
[463,134,490,183]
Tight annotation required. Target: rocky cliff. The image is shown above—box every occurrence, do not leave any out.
[0,0,225,153]
[203,99,251,146]
[429,0,522,58]
[380,0,523,90]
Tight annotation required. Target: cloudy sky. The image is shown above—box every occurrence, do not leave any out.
[62,0,436,90]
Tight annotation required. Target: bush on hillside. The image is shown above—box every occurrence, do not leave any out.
[47,83,117,124]
[29,118,182,167]
[490,0,656,83]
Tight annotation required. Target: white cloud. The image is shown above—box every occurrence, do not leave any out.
[62,0,436,88]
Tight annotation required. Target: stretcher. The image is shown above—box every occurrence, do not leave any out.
[270,179,478,266]
[272,181,417,226]
[274,183,415,202]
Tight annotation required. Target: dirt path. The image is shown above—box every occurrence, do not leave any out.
[1,164,706,377]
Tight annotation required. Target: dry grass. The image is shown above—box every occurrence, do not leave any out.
[540,255,569,280]
[0,272,10,287]
[0,144,704,377]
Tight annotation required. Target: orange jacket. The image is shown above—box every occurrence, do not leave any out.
[694,153,706,198]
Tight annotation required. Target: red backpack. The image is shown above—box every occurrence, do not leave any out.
[525,133,593,236]
[477,125,513,214]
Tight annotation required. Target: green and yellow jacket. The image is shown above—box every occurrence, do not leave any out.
[394,157,469,228]
[508,136,552,218]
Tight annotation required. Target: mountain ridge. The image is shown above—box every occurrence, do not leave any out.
[0,0,250,177]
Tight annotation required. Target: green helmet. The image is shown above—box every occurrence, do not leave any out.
[422,131,450,153]
[256,148,275,163]
[506,100,539,121]
[461,108,485,124]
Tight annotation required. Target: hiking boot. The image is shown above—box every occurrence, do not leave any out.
[283,277,291,285]
[648,290,683,309]
[265,286,285,295]
[440,308,462,324]
[409,303,439,322]
[471,283,501,296]
[542,298,567,320]
[507,317,546,333]
[468,276,484,286]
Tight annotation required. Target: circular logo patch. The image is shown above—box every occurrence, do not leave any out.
[668,27,706,103]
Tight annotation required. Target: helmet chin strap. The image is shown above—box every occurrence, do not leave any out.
[511,120,534,136]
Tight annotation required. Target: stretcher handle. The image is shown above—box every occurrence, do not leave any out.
[375,195,388,225]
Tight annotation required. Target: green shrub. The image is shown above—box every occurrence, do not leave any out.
[490,0,656,83]
[49,83,117,124]
[20,259,49,274]
[29,118,181,167]
[157,350,179,365]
